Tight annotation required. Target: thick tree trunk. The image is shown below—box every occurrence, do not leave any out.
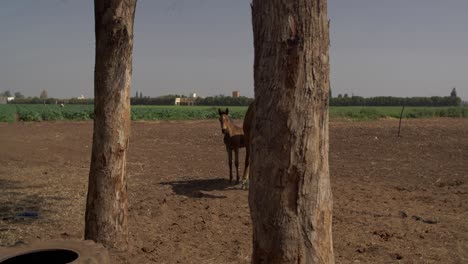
[85,0,137,251]
[249,1,334,263]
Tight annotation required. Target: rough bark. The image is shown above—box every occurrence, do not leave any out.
[85,0,137,251]
[249,0,334,263]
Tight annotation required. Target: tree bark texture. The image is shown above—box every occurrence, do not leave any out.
[85,0,137,251]
[249,0,334,263]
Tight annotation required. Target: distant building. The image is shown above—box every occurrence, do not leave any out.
[7,97,15,102]
[175,93,197,106]
[232,91,240,97]
[175,97,196,106]
[77,95,86,100]
[0,96,6,104]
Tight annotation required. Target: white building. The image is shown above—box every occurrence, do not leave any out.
[174,97,196,106]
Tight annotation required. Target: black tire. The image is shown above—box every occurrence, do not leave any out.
[0,239,110,264]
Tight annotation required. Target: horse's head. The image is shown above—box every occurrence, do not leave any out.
[218,108,230,134]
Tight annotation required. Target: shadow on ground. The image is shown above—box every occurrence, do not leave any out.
[160,178,240,199]
[0,179,51,222]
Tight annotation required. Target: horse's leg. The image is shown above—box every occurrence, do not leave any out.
[235,147,240,184]
[227,145,233,183]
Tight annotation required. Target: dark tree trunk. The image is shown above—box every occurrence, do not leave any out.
[85,0,137,251]
[249,0,334,263]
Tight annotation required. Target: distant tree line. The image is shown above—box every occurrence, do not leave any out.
[130,94,184,105]
[0,90,12,97]
[9,96,93,105]
[129,94,254,106]
[195,95,254,106]
[1,90,25,98]
[330,88,461,107]
[330,95,461,107]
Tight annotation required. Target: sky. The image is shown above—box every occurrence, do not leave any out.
[0,0,467,100]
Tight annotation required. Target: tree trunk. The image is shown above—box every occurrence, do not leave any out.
[85,0,137,251]
[249,1,334,263]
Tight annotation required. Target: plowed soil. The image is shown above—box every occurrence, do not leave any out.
[0,119,467,263]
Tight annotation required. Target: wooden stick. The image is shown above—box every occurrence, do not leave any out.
[398,105,405,137]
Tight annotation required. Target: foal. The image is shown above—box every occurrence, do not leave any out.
[218,108,246,184]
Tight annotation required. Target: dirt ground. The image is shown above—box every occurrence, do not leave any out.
[0,119,467,263]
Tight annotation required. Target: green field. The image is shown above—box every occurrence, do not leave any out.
[0,105,248,122]
[0,104,466,122]
[330,106,468,120]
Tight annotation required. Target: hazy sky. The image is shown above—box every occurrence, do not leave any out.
[1,0,467,100]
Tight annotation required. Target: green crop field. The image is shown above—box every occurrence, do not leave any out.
[330,106,468,120]
[0,104,466,122]
[0,105,248,122]
[0,105,17,123]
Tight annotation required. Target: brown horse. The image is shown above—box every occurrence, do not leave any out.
[218,104,254,188]
[218,108,246,184]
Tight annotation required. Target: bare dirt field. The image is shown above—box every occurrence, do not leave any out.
[0,119,467,263]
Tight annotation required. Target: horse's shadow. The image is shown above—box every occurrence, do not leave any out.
[0,179,58,221]
[160,178,237,199]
